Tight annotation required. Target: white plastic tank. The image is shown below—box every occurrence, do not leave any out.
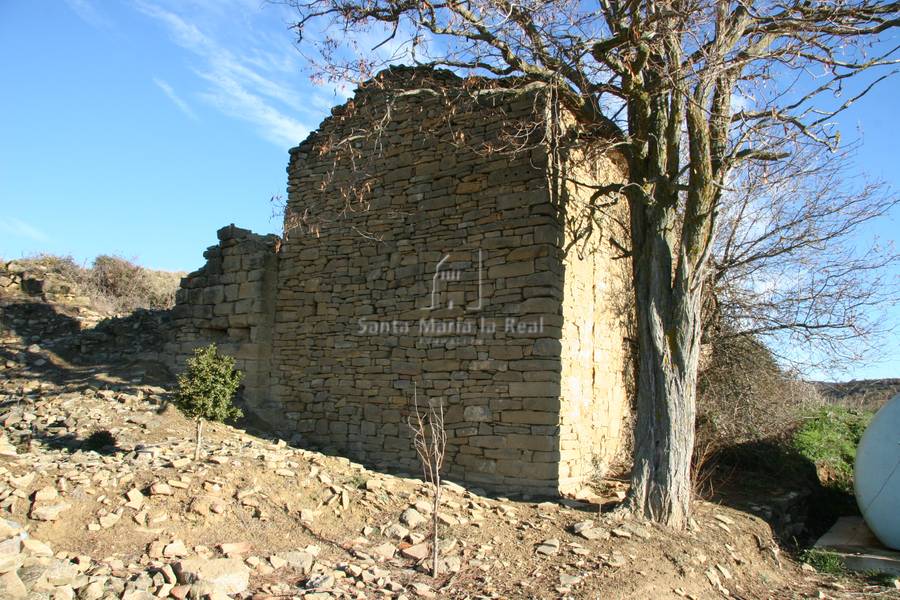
[854,393,900,550]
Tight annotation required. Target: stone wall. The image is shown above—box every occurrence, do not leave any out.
[169,67,632,496]
[0,260,173,365]
[0,261,94,311]
[267,68,629,495]
[167,225,280,416]
[557,155,632,490]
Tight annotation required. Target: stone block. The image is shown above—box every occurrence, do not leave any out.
[508,382,560,397]
[488,261,534,279]
[463,405,492,422]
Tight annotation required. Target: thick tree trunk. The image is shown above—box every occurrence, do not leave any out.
[624,200,702,529]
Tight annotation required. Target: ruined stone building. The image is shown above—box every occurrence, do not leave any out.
[168,67,632,496]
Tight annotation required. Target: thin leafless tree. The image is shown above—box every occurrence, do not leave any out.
[284,0,900,527]
[708,143,898,371]
[409,385,446,579]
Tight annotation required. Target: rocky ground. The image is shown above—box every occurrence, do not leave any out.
[2,281,899,599]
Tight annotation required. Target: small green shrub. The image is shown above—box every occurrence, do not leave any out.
[175,344,243,460]
[793,406,873,492]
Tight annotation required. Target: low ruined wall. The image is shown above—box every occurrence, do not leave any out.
[167,225,280,416]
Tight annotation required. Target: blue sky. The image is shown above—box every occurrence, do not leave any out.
[0,0,336,271]
[0,0,897,380]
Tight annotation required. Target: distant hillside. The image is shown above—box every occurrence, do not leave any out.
[0,254,183,317]
[812,378,900,412]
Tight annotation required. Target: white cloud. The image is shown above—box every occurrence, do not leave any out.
[135,1,316,148]
[0,218,50,243]
[134,1,214,52]
[198,72,309,146]
[153,77,198,120]
[64,0,115,30]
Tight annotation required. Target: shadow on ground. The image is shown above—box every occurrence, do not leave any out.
[697,440,859,549]
[0,300,174,396]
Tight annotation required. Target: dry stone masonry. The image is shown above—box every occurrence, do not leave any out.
[168,67,632,496]
[169,226,280,416]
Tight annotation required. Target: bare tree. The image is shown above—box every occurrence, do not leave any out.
[708,143,898,370]
[408,385,446,579]
[286,0,900,527]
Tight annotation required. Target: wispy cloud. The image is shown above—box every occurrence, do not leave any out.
[135,1,313,148]
[153,77,198,120]
[135,1,213,52]
[64,0,115,30]
[197,72,308,146]
[0,218,50,243]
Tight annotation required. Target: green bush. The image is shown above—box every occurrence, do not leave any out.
[793,406,873,492]
[176,344,244,423]
[175,344,243,459]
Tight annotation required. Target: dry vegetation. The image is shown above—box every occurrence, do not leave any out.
[814,379,900,412]
[2,254,183,315]
[694,336,823,478]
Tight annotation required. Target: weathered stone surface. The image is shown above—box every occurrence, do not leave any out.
[149,482,173,496]
[400,542,430,561]
[125,489,145,510]
[43,560,80,586]
[384,523,410,540]
[0,570,26,599]
[10,473,35,489]
[536,539,560,556]
[163,540,189,558]
[400,508,427,529]
[33,486,58,502]
[21,539,53,557]
[174,558,250,595]
[278,550,314,574]
[218,542,250,556]
[30,502,70,521]
[370,542,396,561]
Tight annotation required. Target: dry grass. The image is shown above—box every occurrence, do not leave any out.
[6,253,183,314]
